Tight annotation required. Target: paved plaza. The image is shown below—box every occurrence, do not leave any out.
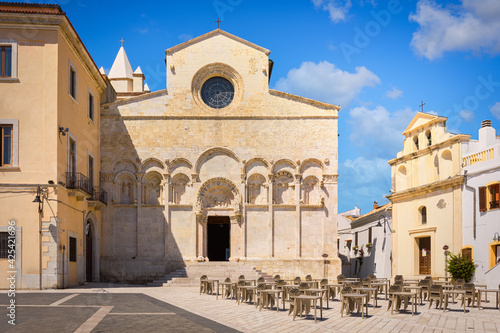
[1,283,500,332]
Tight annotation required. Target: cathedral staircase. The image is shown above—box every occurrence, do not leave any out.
[147,262,273,287]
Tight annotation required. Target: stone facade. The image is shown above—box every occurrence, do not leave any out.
[100,30,341,282]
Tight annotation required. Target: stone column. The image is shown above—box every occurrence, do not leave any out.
[192,173,202,258]
[295,174,302,258]
[240,173,247,258]
[268,173,274,258]
[136,173,143,258]
[163,173,170,258]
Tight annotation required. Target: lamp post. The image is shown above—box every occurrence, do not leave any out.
[376,215,386,234]
[33,186,43,290]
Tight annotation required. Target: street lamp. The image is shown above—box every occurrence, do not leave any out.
[376,215,386,234]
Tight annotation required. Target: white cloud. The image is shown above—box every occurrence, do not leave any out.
[178,34,193,42]
[348,106,416,157]
[274,61,380,106]
[313,0,352,23]
[386,87,403,99]
[409,0,500,60]
[459,109,474,122]
[491,102,500,120]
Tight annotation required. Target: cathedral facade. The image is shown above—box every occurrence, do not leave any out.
[99,30,341,282]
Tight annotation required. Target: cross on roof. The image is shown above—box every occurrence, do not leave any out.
[215,18,221,29]
[419,100,426,112]
[120,38,125,47]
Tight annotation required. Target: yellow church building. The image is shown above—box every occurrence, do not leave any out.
[388,112,470,278]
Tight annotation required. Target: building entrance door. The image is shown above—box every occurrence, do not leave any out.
[419,237,431,275]
[86,221,93,281]
[207,216,230,261]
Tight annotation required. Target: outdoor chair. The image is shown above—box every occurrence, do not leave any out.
[394,275,404,284]
[257,276,265,284]
[237,280,251,303]
[273,274,281,282]
[418,279,431,301]
[387,285,403,311]
[293,276,301,285]
[200,275,209,295]
[305,274,313,281]
[255,283,268,310]
[337,274,346,283]
[341,286,362,316]
[362,277,371,287]
[288,288,301,318]
[428,285,444,309]
[461,283,478,308]
[223,277,233,298]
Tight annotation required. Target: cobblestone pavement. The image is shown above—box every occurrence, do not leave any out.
[1,283,500,332]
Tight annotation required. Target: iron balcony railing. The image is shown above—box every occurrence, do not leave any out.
[91,186,108,205]
[66,172,92,196]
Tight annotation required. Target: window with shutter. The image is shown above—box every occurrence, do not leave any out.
[479,186,487,212]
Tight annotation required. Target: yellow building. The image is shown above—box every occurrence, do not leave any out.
[0,3,108,288]
[388,113,470,278]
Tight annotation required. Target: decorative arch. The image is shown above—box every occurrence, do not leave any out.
[114,171,136,204]
[196,177,241,215]
[168,158,193,174]
[142,171,163,204]
[112,158,138,174]
[141,158,165,174]
[194,147,240,175]
[171,173,190,204]
[396,165,407,191]
[244,158,269,175]
[302,175,321,205]
[272,159,297,174]
[247,173,267,204]
[273,170,295,204]
[299,158,325,174]
[84,211,100,282]
[440,150,453,178]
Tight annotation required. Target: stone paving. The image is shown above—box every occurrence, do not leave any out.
[1,283,500,332]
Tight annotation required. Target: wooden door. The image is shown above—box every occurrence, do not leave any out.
[419,237,431,275]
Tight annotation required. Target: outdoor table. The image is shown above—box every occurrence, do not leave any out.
[403,280,420,286]
[239,279,256,286]
[302,280,319,288]
[205,279,219,296]
[326,283,343,301]
[371,282,388,300]
[217,281,236,300]
[434,281,452,286]
[304,288,328,309]
[403,286,423,305]
[345,278,360,282]
[391,291,418,316]
[237,285,257,305]
[477,289,500,310]
[259,288,285,312]
[443,290,466,313]
[475,285,488,302]
[355,287,378,307]
[294,295,323,322]
[341,293,369,318]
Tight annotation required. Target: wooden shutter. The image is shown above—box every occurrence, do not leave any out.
[479,186,487,212]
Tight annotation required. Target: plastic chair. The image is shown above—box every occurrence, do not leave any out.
[461,283,478,308]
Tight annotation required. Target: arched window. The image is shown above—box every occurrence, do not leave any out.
[425,130,432,146]
[413,135,419,151]
[419,206,427,225]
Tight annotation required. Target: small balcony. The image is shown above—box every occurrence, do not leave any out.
[66,172,92,200]
[87,186,107,209]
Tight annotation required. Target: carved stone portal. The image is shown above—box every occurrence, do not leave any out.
[196,178,241,216]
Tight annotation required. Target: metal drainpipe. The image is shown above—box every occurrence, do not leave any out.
[464,170,476,239]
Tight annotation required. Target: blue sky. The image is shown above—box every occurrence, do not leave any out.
[51,0,500,214]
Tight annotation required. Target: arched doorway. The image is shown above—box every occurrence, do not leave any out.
[85,220,92,282]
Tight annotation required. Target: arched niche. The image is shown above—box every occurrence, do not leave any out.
[171,173,190,204]
[142,171,163,205]
[247,173,267,204]
[195,147,240,182]
[302,175,321,205]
